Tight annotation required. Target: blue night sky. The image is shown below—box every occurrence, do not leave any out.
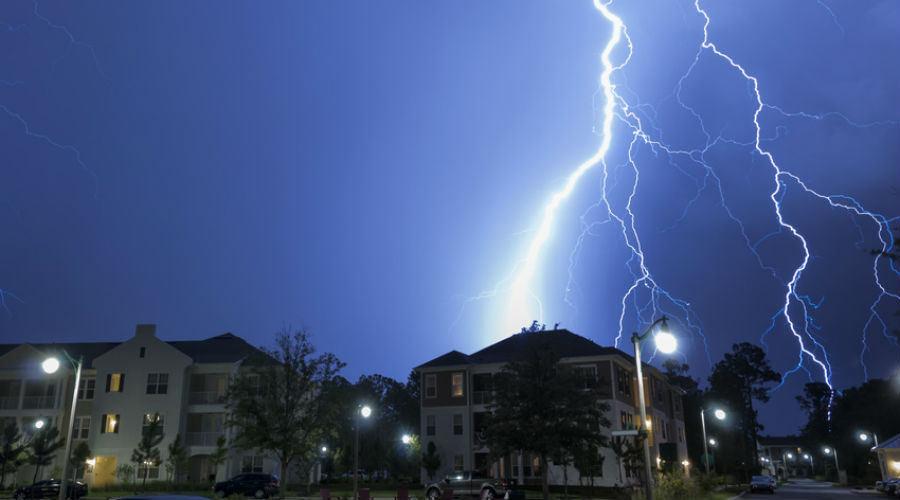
[1,0,897,435]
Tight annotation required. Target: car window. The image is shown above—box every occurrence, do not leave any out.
[232,475,247,482]
[471,471,484,480]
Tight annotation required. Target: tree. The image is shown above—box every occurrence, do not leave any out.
[116,463,135,486]
[165,434,188,484]
[484,335,610,500]
[422,441,440,481]
[28,426,64,483]
[226,327,345,492]
[609,436,644,487]
[0,422,24,489]
[208,435,228,482]
[707,343,779,476]
[131,414,164,488]
[70,442,92,482]
[571,442,604,496]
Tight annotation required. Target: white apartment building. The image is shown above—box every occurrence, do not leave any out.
[0,324,280,487]
[414,329,688,488]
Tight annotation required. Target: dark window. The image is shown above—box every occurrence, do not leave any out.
[453,414,463,435]
[139,347,146,358]
[426,415,435,436]
[146,373,169,394]
[78,378,95,400]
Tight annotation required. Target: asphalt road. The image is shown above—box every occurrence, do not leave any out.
[741,479,881,500]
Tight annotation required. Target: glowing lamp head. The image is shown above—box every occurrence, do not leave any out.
[803,454,810,459]
[786,453,793,459]
[360,405,372,418]
[858,433,869,442]
[708,438,717,446]
[402,434,411,445]
[823,447,832,454]
[34,420,45,429]
[42,357,60,374]
[713,409,726,420]
[654,331,677,354]
[321,446,327,453]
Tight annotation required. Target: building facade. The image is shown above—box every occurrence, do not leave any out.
[414,329,688,487]
[0,324,280,487]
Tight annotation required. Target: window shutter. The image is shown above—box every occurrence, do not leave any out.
[100,414,107,434]
[105,374,111,392]
[120,374,125,392]
[114,414,120,433]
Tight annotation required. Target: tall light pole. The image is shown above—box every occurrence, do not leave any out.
[858,432,879,449]
[700,408,725,475]
[823,447,839,473]
[42,353,83,500]
[353,405,372,500]
[632,316,676,500]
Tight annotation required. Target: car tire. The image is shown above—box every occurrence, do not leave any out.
[15,493,25,500]
[254,489,266,499]
[215,490,227,498]
[481,489,495,500]
[426,489,440,500]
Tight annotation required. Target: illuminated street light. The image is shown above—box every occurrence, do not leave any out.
[823,447,840,476]
[701,408,726,475]
[43,352,83,500]
[353,405,372,500]
[631,316,673,500]
[401,434,411,445]
[858,432,879,448]
[708,438,717,446]
[34,419,45,429]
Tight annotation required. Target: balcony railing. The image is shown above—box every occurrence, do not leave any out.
[188,392,226,405]
[186,431,224,446]
[0,397,18,410]
[472,391,493,405]
[22,395,55,409]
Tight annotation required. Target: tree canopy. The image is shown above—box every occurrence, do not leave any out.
[485,335,610,500]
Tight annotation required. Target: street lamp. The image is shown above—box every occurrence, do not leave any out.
[353,405,372,500]
[401,434,411,445]
[823,447,839,475]
[631,316,675,500]
[42,352,83,500]
[700,408,725,475]
[858,432,879,449]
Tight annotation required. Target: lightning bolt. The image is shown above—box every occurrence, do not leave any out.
[488,0,897,403]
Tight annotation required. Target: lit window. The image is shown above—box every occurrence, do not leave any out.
[425,374,436,398]
[106,373,124,393]
[102,414,119,434]
[451,373,464,397]
[142,413,165,433]
[146,373,169,395]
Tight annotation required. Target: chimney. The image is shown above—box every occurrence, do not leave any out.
[135,324,157,338]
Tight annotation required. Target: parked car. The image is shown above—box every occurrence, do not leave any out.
[425,470,513,500]
[213,473,280,499]
[749,475,775,494]
[883,478,900,496]
[14,479,87,500]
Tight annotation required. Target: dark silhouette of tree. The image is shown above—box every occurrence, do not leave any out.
[132,414,164,488]
[422,441,440,481]
[70,441,92,482]
[208,435,228,482]
[662,361,706,472]
[226,327,345,492]
[165,434,187,484]
[0,422,24,489]
[29,426,64,483]
[484,336,610,500]
[707,342,780,476]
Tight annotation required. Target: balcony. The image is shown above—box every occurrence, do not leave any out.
[472,391,493,405]
[188,392,226,405]
[186,431,223,446]
[22,395,55,409]
[0,397,18,410]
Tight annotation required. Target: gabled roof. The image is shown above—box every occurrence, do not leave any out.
[416,329,636,370]
[168,333,263,364]
[875,433,899,450]
[0,332,264,368]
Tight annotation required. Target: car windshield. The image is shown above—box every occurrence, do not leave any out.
[751,476,767,481]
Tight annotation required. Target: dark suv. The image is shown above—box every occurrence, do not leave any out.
[213,473,280,498]
[14,479,88,500]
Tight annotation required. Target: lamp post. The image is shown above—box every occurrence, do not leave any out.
[42,352,83,500]
[803,453,813,476]
[700,408,725,475]
[823,447,839,476]
[858,432,879,449]
[353,405,372,500]
[631,316,676,500]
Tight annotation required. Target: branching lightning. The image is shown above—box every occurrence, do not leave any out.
[483,0,898,403]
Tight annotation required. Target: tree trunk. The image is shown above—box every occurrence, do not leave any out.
[33,464,39,484]
[279,461,288,499]
[540,454,549,500]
